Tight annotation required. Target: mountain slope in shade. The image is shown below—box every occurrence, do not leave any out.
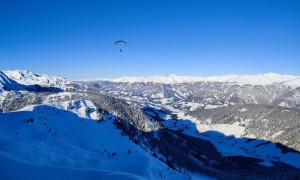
[2,70,83,92]
[142,104,300,170]
[1,70,300,179]
[0,71,25,91]
[0,154,147,180]
[3,70,68,87]
[0,100,202,180]
[0,71,26,112]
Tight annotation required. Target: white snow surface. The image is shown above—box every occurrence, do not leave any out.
[90,73,300,87]
[0,71,25,91]
[158,109,300,169]
[0,101,209,179]
[3,70,300,89]
[3,70,72,90]
[283,77,300,88]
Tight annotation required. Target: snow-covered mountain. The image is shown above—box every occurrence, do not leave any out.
[1,70,300,179]
[0,100,191,180]
[2,70,84,92]
[188,104,300,152]
[93,73,300,87]
[1,99,299,179]
[86,75,300,111]
[4,70,69,88]
[82,72,300,171]
[0,71,25,91]
[0,70,89,112]
[144,104,300,169]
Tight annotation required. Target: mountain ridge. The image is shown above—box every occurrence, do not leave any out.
[81,72,300,87]
[2,70,300,87]
[1,69,300,179]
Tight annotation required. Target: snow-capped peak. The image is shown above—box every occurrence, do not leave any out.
[92,73,299,87]
[0,71,25,91]
[2,70,72,90]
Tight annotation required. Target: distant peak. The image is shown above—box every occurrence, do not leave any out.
[1,69,72,90]
[167,74,178,77]
[91,73,299,86]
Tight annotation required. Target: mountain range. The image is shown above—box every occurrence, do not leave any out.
[1,70,300,179]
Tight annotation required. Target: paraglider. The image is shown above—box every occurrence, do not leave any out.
[114,40,127,52]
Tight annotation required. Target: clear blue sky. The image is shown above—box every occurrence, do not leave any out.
[0,0,299,79]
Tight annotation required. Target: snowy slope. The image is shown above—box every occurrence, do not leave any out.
[93,73,300,87]
[149,107,300,169]
[0,100,202,180]
[0,71,25,91]
[0,154,146,180]
[0,71,26,112]
[3,70,73,90]
[283,77,300,88]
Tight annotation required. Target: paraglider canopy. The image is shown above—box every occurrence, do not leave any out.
[114,40,127,52]
[114,40,127,45]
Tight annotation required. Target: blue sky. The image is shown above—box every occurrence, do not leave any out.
[0,0,299,79]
